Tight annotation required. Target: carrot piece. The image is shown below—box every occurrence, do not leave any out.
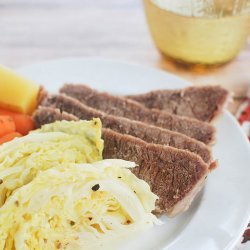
[0,116,16,137]
[0,132,22,145]
[10,114,34,135]
[0,109,34,135]
[0,109,13,116]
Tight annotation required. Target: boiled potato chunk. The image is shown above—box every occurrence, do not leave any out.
[0,66,39,114]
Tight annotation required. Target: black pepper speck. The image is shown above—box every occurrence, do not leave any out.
[92,184,100,191]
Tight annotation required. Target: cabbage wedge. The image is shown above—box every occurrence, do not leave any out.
[0,160,158,250]
[0,119,103,207]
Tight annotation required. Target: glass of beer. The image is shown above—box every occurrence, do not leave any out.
[144,0,250,66]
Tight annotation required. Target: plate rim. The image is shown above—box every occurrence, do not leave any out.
[16,56,191,85]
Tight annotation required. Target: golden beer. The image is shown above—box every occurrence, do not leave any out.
[144,0,250,66]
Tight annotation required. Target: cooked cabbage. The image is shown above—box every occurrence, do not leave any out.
[0,160,159,250]
[0,119,103,206]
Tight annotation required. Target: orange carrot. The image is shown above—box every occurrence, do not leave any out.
[0,109,34,135]
[11,114,34,135]
[0,116,16,137]
[0,132,22,145]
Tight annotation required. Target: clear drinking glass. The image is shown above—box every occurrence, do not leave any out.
[144,0,250,66]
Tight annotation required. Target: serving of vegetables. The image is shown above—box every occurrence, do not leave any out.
[0,66,160,249]
[0,66,39,144]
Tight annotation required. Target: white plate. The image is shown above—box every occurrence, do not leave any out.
[18,58,250,250]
